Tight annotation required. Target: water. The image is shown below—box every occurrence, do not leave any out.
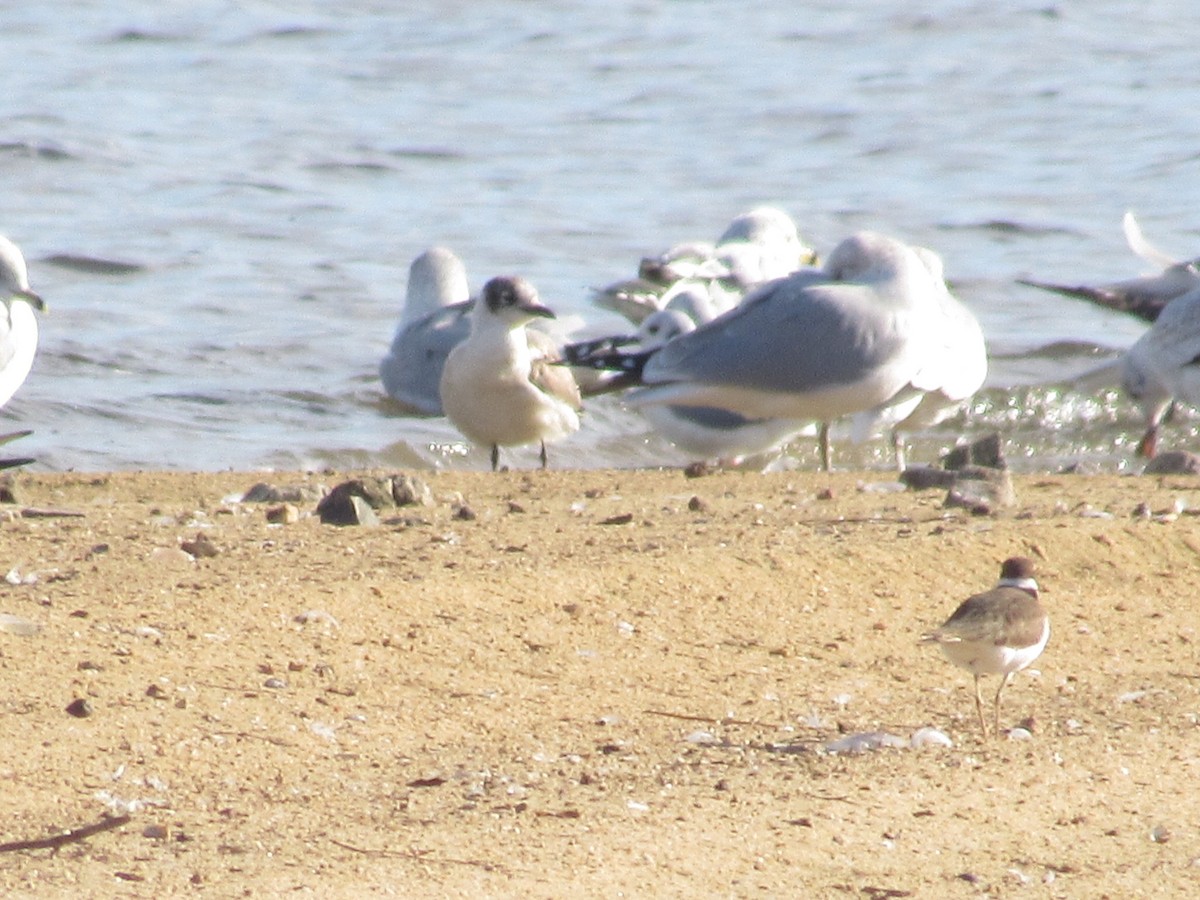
[2,0,1198,473]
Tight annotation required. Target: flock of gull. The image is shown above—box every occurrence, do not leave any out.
[0,207,1198,472]
[377,206,1200,471]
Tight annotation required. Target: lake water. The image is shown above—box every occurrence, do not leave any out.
[2,0,1198,473]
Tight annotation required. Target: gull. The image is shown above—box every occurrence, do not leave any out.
[439,276,581,470]
[1019,211,1200,324]
[922,557,1048,739]
[380,247,576,413]
[1120,282,1200,458]
[380,247,472,416]
[0,235,44,467]
[566,309,811,464]
[848,245,988,470]
[592,206,818,325]
[606,232,956,439]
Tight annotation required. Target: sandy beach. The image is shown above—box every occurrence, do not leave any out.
[1,467,1198,897]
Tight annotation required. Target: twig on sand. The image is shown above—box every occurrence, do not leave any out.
[643,708,763,727]
[0,814,131,853]
[329,837,503,872]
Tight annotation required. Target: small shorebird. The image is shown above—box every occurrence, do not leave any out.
[439,275,581,470]
[0,235,44,468]
[922,557,1049,738]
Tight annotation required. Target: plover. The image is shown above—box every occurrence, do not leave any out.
[0,235,44,467]
[439,275,581,470]
[922,557,1049,738]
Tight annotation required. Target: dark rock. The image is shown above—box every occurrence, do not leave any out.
[900,466,958,490]
[241,482,282,503]
[942,432,1006,471]
[65,698,93,718]
[317,482,380,526]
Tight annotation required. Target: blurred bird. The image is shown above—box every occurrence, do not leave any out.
[1019,211,1200,323]
[1121,283,1200,458]
[592,206,818,325]
[0,235,45,468]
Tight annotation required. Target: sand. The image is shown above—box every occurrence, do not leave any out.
[0,467,1198,898]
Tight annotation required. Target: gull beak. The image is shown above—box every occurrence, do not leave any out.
[521,301,556,320]
[16,288,45,312]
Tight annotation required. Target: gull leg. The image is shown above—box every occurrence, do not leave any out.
[490,444,500,472]
[993,671,1014,737]
[891,428,907,473]
[973,675,988,739]
[539,440,548,469]
[818,422,831,472]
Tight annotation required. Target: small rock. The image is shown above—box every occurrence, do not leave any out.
[815,487,836,500]
[0,613,41,636]
[142,824,169,840]
[507,500,526,514]
[687,495,709,512]
[65,698,93,718]
[242,482,323,503]
[1144,450,1200,475]
[910,726,953,749]
[180,534,220,558]
[391,474,434,507]
[265,503,299,524]
[683,462,711,478]
[944,466,1016,513]
[145,684,169,700]
[241,482,284,503]
[0,476,18,504]
[316,483,380,526]
[453,504,477,521]
[599,512,634,526]
[149,547,195,566]
[942,432,1006,470]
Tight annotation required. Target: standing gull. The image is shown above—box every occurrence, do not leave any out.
[440,276,581,470]
[849,244,988,470]
[565,309,811,465]
[1121,282,1200,458]
[606,232,951,435]
[0,235,44,467]
[922,557,1049,739]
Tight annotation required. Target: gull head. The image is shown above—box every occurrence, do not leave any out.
[0,235,43,312]
[478,275,556,331]
[636,309,696,350]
